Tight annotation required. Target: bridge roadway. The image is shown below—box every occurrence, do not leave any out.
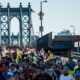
[0,51,78,64]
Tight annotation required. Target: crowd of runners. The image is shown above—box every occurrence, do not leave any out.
[0,45,80,80]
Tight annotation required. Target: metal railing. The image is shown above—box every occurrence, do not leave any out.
[71,51,80,58]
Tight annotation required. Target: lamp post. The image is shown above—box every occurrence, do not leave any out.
[38,0,47,37]
[71,25,75,35]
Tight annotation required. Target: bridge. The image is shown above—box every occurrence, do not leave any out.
[0,3,35,47]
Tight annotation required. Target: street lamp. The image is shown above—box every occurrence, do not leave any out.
[38,0,47,37]
[71,25,75,35]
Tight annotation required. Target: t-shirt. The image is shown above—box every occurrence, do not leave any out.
[74,67,80,80]
[59,74,74,80]
[75,68,80,76]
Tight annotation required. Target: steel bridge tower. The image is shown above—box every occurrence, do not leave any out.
[0,2,34,47]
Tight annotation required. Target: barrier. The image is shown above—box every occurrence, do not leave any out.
[71,52,80,58]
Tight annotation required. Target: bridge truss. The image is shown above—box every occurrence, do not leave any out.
[0,3,35,47]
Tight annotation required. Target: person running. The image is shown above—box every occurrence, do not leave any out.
[33,65,53,80]
[4,63,18,80]
[59,65,74,80]
[74,58,80,80]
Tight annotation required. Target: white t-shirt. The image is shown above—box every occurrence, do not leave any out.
[59,74,74,80]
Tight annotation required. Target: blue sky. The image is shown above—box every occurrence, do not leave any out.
[0,0,80,37]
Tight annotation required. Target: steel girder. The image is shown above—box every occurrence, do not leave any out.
[0,3,34,46]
